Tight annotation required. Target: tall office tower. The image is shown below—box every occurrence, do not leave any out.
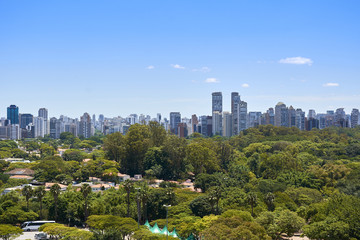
[170,112,181,135]
[20,114,33,129]
[288,106,296,127]
[212,111,222,135]
[98,114,104,123]
[222,112,232,137]
[33,117,45,138]
[275,102,289,127]
[265,108,275,125]
[247,112,262,128]
[7,105,19,125]
[9,124,20,140]
[50,117,57,139]
[308,109,316,119]
[191,114,198,133]
[317,114,327,129]
[92,114,96,126]
[335,108,347,127]
[38,108,49,135]
[200,115,208,136]
[238,100,248,132]
[351,109,359,128]
[79,113,92,138]
[325,110,335,128]
[206,116,212,136]
[212,92,223,135]
[231,92,240,135]
[157,113,161,123]
[212,92,223,113]
[295,109,305,130]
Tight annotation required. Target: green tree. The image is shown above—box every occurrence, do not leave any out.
[103,132,125,163]
[0,224,22,240]
[264,192,275,211]
[87,215,138,240]
[123,180,133,218]
[148,121,167,147]
[34,186,46,219]
[50,184,61,221]
[247,192,257,217]
[80,184,92,222]
[21,185,33,211]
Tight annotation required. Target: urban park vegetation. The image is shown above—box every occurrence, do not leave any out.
[0,123,360,239]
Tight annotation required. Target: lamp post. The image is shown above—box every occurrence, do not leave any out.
[163,204,171,240]
[135,187,141,229]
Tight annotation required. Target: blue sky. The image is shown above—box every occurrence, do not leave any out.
[0,1,359,119]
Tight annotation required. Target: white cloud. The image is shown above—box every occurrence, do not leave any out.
[205,78,219,83]
[146,65,154,70]
[279,57,313,66]
[193,67,211,73]
[323,82,339,87]
[171,64,185,69]
[241,83,250,88]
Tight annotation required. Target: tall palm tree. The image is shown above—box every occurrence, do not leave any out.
[264,192,275,211]
[22,185,33,211]
[80,184,92,221]
[50,184,61,221]
[34,186,46,219]
[123,180,133,217]
[247,192,258,217]
[140,184,149,223]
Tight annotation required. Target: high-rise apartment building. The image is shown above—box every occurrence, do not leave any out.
[170,112,181,135]
[248,112,262,128]
[79,113,92,138]
[295,109,305,130]
[222,112,232,137]
[212,92,223,135]
[38,108,49,135]
[231,92,240,135]
[7,105,19,125]
[191,114,198,133]
[288,106,296,127]
[335,108,347,127]
[265,108,275,125]
[351,108,359,128]
[212,111,222,135]
[238,100,248,132]
[275,102,289,127]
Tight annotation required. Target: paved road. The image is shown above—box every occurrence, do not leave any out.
[15,231,39,240]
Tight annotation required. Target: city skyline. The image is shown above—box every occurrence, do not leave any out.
[1,1,360,118]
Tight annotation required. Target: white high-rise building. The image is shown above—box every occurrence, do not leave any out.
[33,117,45,138]
[222,112,232,137]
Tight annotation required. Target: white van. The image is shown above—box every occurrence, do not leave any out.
[21,221,55,231]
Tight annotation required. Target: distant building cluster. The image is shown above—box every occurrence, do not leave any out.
[0,93,359,140]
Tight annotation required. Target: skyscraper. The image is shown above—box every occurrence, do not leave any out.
[288,106,296,127]
[275,102,289,127]
[238,100,247,132]
[38,108,49,135]
[170,112,181,135]
[212,92,222,135]
[351,108,359,128]
[295,109,305,130]
[212,111,222,135]
[20,114,33,129]
[222,112,232,137]
[231,92,240,135]
[7,105,19,125]
[212,92,223,113]
[79,113,92,138]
